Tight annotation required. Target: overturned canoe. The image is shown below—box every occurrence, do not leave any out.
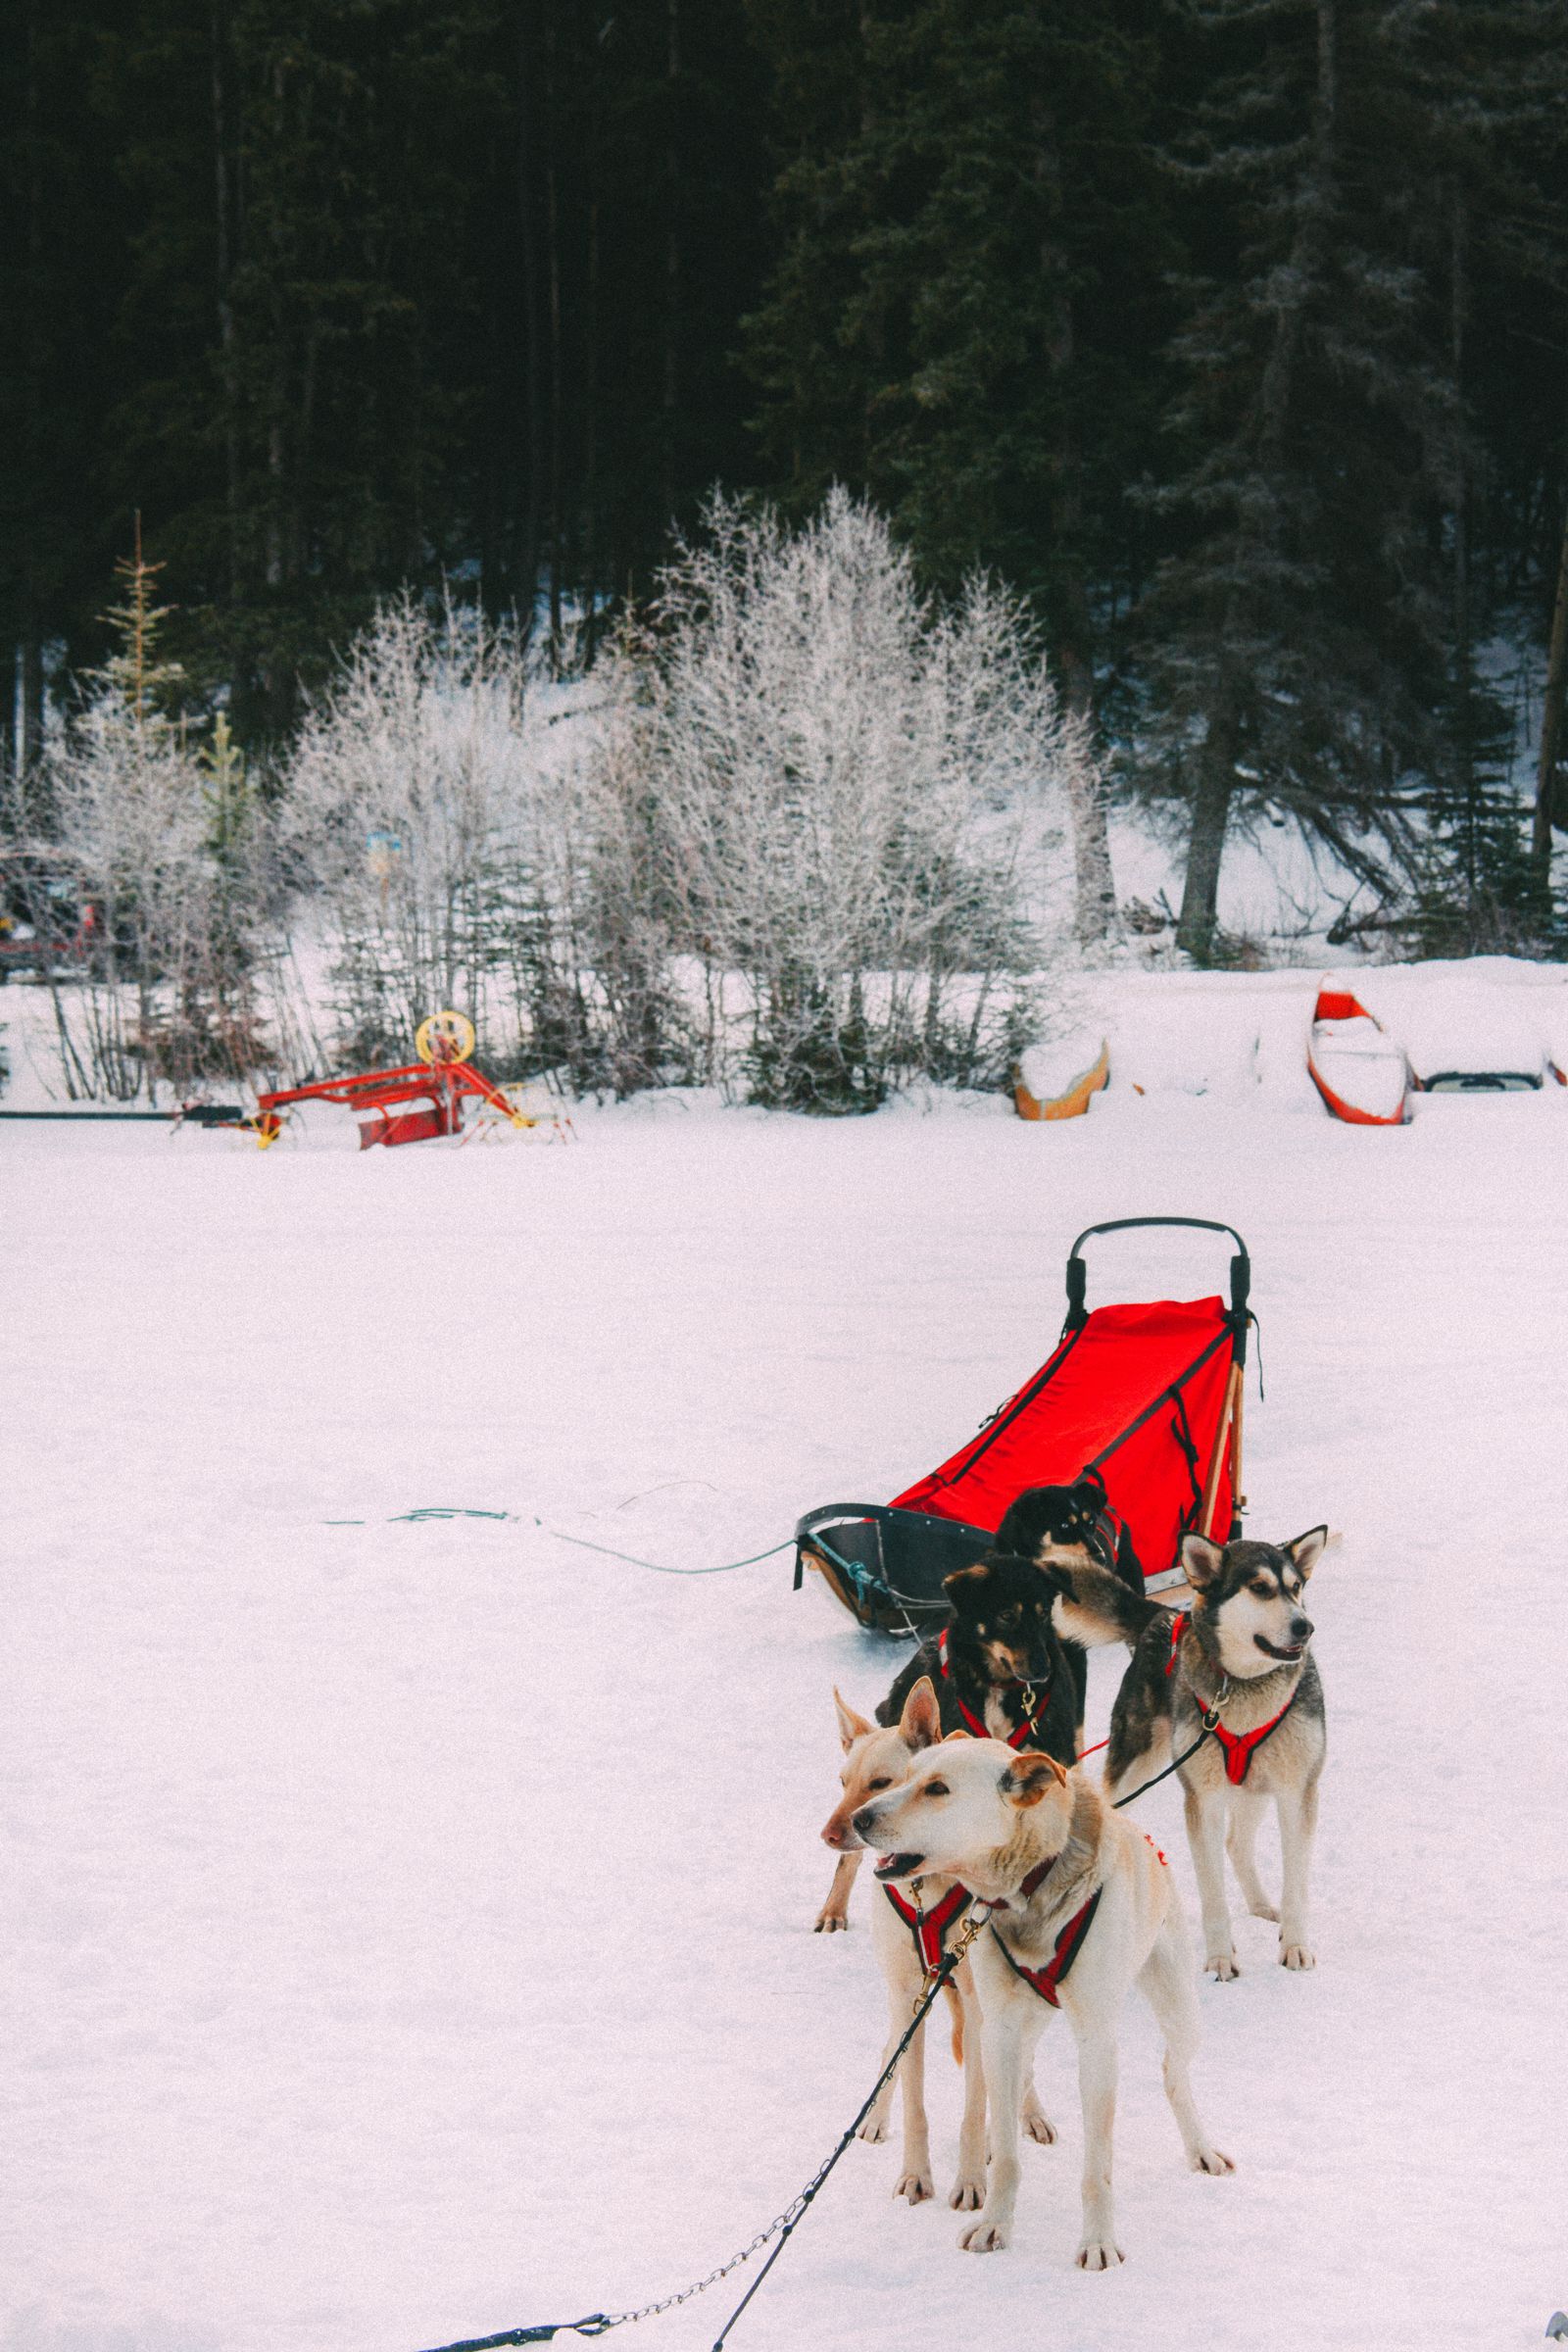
[1307,986,1409,1125]
[1014,1039,1110,1122]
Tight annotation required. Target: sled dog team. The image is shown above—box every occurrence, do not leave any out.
[817,1480,1328,2269]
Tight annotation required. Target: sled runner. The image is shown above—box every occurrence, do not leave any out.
[795,1216,1252,1636]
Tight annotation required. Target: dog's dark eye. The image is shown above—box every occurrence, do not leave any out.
[1250,1581,1275,1598]
[867,1776,893,1792]
[925,1780,950,1798]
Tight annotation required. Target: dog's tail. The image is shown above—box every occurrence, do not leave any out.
[943,1980,964,2068]
[1049,1559,1165,1651]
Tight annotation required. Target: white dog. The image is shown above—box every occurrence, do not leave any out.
[854,1738,1233,2267]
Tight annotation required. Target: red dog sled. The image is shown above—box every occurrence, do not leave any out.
[795,1216,1252,1635]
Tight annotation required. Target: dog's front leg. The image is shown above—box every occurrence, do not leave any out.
[1275,1775,1319,1970]
[1184,1785,1237,1979]
[1137,1916,1235,2180]
[892,2011,935,2202]
[1224,1789,1279,1922]
[959,2005,1028,2251]
[950,1975,988,2211]
[1073,2024,1123,2269]
[814,1849,861,1933]
[859,2007,933,2203]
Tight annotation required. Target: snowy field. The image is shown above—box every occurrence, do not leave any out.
[7,1088,1568,2352]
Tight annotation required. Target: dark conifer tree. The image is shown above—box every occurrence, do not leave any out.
[1130,0,1464,959]
[745,0,1171,654]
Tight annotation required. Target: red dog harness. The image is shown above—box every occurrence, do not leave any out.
[989,1865,1102,2008]
[1164,1611,1297,1786]
[881,1879,971,1973]
[938,1626,1053,1749]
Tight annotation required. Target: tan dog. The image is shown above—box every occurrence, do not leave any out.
[853,1738,1233,2267]
[819,1680,1054,2207]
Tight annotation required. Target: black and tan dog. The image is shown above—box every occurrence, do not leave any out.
[994,1471,1144,1593]
[990,1477,1161,1743]
[1106,1527,1329,1979]
[879,1552,1080,1760]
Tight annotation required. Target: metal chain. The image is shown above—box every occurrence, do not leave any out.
[416,1907,992,2352]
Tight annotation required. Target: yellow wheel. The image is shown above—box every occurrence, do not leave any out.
[416,1009,475,1065]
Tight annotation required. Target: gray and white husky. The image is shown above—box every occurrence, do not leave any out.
[1105,1527,1329,1980]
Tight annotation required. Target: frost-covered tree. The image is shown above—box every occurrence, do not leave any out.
[281,595,592,1072]
[599,490,1092,1107]
[32,537,268,1097]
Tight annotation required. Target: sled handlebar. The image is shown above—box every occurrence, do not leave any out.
[1064,1217,1250,1349]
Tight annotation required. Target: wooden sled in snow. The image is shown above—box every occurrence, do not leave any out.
[795,1216,1252,1635]
[1307,985,1410,1126]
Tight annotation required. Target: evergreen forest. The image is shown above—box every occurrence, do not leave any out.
[6,0,1568,963]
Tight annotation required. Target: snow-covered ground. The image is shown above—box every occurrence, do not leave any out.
[7,1087,1567,2352]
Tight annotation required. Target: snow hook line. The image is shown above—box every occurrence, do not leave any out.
[322,1508,794,1577]
[411,1912,988,2352]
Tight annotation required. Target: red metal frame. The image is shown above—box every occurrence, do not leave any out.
[255,1053,519,1149]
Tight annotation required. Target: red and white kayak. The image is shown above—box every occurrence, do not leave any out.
[1307,985,1410,1125]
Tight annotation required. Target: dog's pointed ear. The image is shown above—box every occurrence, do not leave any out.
[1001,1751,1069,1807]
[833,1687,873,1752]
[942,1564,986,1602]
[1285,1526,1330,1582]
[897,1676,942,1751]
[942,1726,973,1741]
[1180,1534,1225,1590]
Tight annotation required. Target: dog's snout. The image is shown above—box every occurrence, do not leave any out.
[1290,1615,1313,1643]
[851,1802,880,1842]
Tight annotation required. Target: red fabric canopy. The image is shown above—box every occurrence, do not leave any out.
[890,1296,1237,1583]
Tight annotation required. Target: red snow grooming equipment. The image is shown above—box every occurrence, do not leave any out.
[795,1216,1252,1636]
[251,1011,534,1150]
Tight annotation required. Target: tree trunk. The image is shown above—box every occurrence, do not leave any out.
[515,12,543,631]
[542,3,564,654]
[1533,488,1568,878]
[212,0,240,603]
[1176,705,1237,960]
[1057,648,1116,946]
[1449,184,1477,896]
[662,0,680,521]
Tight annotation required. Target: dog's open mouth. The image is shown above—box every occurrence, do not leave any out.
[1255,1634,1306,1661]
[872,1850,924,1881]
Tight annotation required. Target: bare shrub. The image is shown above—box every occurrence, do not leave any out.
[591,490,1094,1107]
[280,595,598,1077]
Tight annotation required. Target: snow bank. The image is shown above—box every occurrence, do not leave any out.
[1026,971,1321,1113]
[1348,956,1568,1083]
[1015,956,1568,1118]
[8,1095,1568,2352]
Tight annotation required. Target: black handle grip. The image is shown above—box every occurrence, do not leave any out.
[1064,1216,1250,1343]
